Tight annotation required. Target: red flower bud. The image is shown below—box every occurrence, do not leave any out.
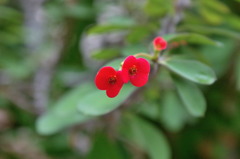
[153,36,167,51]
[95,66,124,98]
[122,55,150,87]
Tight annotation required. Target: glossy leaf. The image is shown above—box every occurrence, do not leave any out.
[163,33,222,46]
[78,84,136,116]
[174,78,206,117]
[160,58,217,85]
[120,114,171,159]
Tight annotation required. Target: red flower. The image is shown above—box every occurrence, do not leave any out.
[153,36,167,51]
[122,55,150,87]
[95,66,124,98]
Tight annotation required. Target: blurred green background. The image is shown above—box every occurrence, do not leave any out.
[1,0,240,158]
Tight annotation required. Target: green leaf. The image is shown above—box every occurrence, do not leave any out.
[37,111,92,135]
[120,114,171,159]
[179,25,240,40]
[174,78,206,117]
[36,83,95,135]
[121,44,148,56]
[91,48,120,60]
[88,24,132,34]
[78,84,136,116]
[161,91,190,132]
[226,15,240,31]
[144,0,173,17]
[199,7,223,25]
[137,102,160,120]
[200,38,235,76]
[105,16,135,26]
[202,0,229,14]
[65,5,94,19]
[103,58,125,70]
[87,133,125,159]
[163,33,222,46]
[126,26,152,43]
[160,58,217,85]
[236,54,240,91]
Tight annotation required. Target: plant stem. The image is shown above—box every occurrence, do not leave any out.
[134,53,155,60]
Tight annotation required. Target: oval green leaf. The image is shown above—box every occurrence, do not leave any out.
[78,84,136,116]
[161,91,190,132]
[160,58,217,85]
[120,114,171,159]
[174,78,206,117]
[36,83,95,135]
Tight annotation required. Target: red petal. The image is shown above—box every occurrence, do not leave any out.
[95,66,116,90]
[136,58,150,74]
[130,73,149,87]
[122,55,137,83]
[106,71,124,98]
[106,84,123,98]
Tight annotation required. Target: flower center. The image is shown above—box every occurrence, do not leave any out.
[108,76,117,85]
[129,65,137,75]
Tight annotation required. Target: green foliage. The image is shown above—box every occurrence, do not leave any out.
[144,0,173,17]
[163,33,222,46]
[2,0,240,158]
[88,24,131,34]
[236,54,240,91]
[121,44,148,56]
[179,25,240,40]
[87,133,125,159]
[91,48,120,60]
[78,84,136,116]
[36,83,94,135]
[88,16,135,34]
[120,114,171,159]
[160,58,216,85]
[174,78,206,117]
[160,91,190,132]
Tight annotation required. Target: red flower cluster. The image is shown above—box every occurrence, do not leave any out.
[95,56,150,98]
[153,36,167,51]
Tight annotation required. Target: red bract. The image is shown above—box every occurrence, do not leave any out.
[95,66,124,98]
[122,55,150,87]
[153,36,167,51]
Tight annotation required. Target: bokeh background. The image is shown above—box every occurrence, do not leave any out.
[1,0,240,158]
